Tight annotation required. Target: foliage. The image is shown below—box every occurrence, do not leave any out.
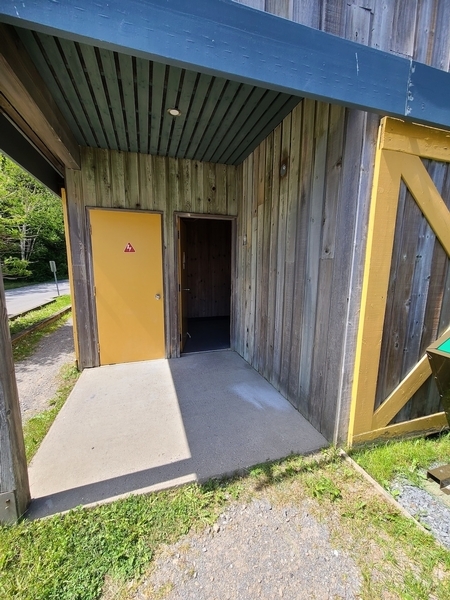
[10,295,71,336]
[2,257,32,278]
[23,363,80,462]
[0,153,67,281]
[0,483,231,600]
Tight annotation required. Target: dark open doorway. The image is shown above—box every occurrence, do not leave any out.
[178,217,232,354]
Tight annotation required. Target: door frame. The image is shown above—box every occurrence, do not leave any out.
[174,212,237,357]
[87,207,166,364]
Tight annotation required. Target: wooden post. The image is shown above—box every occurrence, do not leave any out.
[0,267,30,523]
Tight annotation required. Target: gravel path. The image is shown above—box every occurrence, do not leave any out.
[393,479,450,550]
[14,318,75,421]
[133,499,362,600]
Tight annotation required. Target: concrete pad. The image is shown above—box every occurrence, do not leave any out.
[27,351,327,519]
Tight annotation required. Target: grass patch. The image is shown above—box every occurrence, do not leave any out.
[247,451,450,600]
[0,481,236,600]
[23,363,80,463]
[12,310,72,362]
[351,432,450,488]
[10,294,71,336]
[1,449,449,599]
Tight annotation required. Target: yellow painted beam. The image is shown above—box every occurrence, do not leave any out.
[381,117,450,162]
[372,355,432,430]
[353,413,448,445]
[399,153,450,257]
[349,148,402,440]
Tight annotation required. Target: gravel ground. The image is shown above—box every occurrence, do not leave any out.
[393,479,450,550]
[133,499,362,600]
[14,317,75,421]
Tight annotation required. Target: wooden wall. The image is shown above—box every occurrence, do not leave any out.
[235,99,378,441]
[235,0,450,441]
[376,164,450,424]
[185,219,232,319]
[65,149,238,367]
[64,1,450,443]
[237,0,450,72]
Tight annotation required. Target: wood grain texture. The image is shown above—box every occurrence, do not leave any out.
[353,412,448,445]
[65,149,238,364]
[351,119,450,442]
[0,267,30,520]
[0,24,80,170]
[236,98,369,439]
[61,0,450,444]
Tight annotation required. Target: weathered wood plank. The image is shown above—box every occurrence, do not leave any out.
[0,25,80,169]
[335,111,380,443]
[279,103,301,397]
[288,99,314,404]
[372,354,432,429]
[65,167,99,368]
[258,131,274,374]
[297,101,328,416]
[0,266,30,521]
[265,123,281,383]
[400,153,450,257]
[374,181,410,409]
[272,113,291,388]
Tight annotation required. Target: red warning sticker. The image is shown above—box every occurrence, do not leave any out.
[124,242,135,253]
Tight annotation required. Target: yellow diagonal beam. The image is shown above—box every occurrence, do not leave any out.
[399,153,450,257]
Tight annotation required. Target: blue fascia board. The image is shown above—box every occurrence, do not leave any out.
[0,0,449,129]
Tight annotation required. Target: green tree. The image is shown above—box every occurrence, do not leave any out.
[0,153,67,280]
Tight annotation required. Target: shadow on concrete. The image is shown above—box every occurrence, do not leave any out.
[26,351,327,519]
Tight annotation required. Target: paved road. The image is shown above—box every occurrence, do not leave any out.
[4,280,71,317]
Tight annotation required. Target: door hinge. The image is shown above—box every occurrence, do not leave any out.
[178,283,180,292]
[97,342,100,354]
[93,286,96,297]
[177,230,180,239]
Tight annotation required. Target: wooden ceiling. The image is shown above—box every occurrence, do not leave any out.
[16,27,300,166]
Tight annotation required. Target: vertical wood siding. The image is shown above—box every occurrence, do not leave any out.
[236,99,372,440]
[235,0,450,441]
[65,0,450,442]
[65,149,238,367]
[376,162,450,424]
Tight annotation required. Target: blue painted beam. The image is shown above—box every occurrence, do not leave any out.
[0,114,63,195]
[0,0,449,129]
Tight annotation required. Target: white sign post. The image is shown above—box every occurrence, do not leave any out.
[49,260,60,296]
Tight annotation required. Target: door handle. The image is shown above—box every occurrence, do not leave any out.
[182,288,190,291]
[155,294,161,300]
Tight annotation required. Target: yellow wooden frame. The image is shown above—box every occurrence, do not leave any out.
[349,118,450,445]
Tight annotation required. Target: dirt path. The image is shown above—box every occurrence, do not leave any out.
[135,498,362,600]
[14,318,75,421]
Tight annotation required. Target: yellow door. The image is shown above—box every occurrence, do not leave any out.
[89,209,164,365]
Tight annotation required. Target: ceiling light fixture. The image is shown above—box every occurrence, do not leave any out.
[167,108,181,117]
